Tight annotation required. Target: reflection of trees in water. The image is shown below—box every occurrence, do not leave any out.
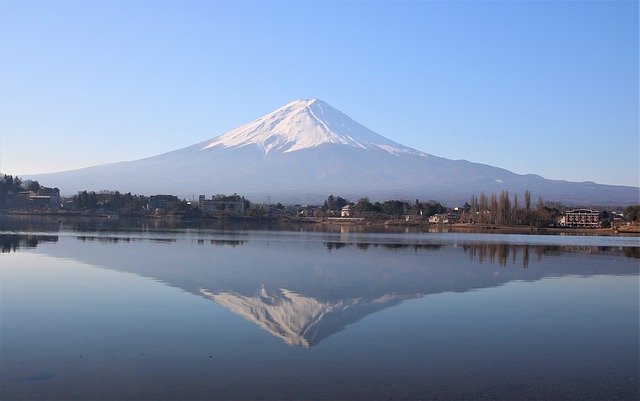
[325,242,442,252]
[149,238,177,243]
[210,239,244,247]
[0,214,297,235]
[76,236,139,244]
[1,234,58,253]
[463,243,636,268]
[0,215,61,234]
[322,240,637,267]
[193,239,245,247]
[624,248,640,259]
[73,236,245,247]
[325,242,349,251]
[380,243,442,251]
[464,243,536,268]
[466,243,571,267]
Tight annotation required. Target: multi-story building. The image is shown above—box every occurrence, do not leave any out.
[198,195,245,215]
[37,187,60,207]
[148,195,179,211]
[560,209,600,228]
[2,188,60,211]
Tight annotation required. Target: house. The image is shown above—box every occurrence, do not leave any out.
[341,205,351,217]
[429,212,460,224]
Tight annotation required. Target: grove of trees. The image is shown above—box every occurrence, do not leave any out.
[73,190,149,215]
[626,205,640,222]
[464,190,557,227]
[318,194,446,221]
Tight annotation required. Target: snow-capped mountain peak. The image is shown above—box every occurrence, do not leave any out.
[201,98,426,156]
[198,286,411,347]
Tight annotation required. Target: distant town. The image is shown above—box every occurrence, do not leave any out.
[1,174,639,232]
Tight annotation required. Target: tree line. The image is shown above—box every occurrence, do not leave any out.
[2,174,639,226]
[319,191,640,227]
[319,194,447,221]
[73,190,149,215]
[463,190,556,227]
[67,190,640,225]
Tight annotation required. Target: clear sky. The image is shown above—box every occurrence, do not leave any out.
[1,0,638,187]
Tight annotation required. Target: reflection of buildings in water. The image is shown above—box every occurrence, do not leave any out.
[0,234,59,253]
[199,287,412,348]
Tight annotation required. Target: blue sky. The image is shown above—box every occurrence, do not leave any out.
[1,0,638,187]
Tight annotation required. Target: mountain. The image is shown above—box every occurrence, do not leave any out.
[27,98,638,205]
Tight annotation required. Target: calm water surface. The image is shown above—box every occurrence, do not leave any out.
[1,216,638,400]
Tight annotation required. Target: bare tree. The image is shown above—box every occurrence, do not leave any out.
[479,192,487,224]
[524,190,532,225]
[498,190,511,225]
[535,196,546,227]
[489,193,498,224]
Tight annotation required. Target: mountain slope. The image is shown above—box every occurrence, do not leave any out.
[26,99,638,205]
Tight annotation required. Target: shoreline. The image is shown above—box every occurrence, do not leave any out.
[2,211,639,236]
[307,218,640,236]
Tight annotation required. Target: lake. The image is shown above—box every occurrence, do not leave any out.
[1,216,638,400]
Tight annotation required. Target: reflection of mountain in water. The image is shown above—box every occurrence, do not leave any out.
[199,286,409,347]
[3,220,638,347]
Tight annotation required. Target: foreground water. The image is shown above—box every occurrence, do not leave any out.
[1,216,638,400]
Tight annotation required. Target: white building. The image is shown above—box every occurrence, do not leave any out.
[198,195,245,215]
[560,209,600,228]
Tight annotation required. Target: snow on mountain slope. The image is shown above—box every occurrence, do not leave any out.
[199,287,410,347]
[200,98,426,156]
